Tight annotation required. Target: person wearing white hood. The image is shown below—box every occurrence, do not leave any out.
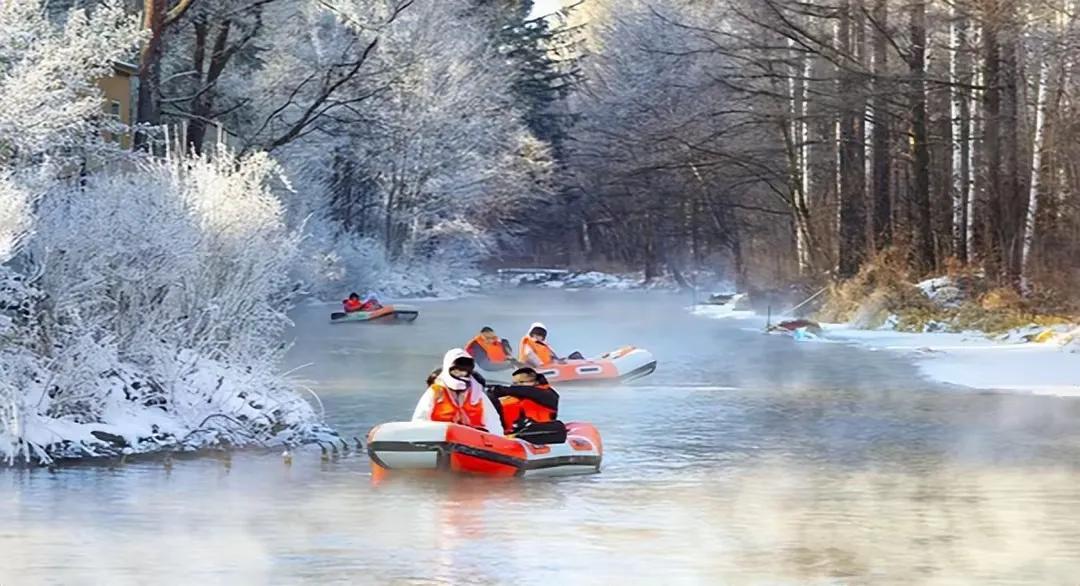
[412,348,504,435]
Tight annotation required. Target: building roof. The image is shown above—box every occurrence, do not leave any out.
[112,61,138,76]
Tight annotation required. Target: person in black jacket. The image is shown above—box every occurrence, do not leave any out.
[485,367,560,435]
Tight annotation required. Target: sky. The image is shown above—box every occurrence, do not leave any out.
[529,0,562,19]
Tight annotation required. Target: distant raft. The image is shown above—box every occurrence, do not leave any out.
[330,304,419,324]
[530,346,657,385]
[367,420,602,478]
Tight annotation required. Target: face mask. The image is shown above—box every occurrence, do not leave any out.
[449,360,474,383]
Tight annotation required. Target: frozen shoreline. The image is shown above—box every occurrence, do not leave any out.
[823,326,1080,397]
[692,304,1080,398]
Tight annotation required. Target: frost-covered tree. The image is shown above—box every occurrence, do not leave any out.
[349,1,551,257]
[146,0,559,291]
[0,0,142,166]
[557,1,784,284]
[258,0,554,293]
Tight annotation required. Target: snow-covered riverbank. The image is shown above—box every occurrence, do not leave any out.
[482,269,703,291]
[693,303,1080,397]
[822,325,1080,397]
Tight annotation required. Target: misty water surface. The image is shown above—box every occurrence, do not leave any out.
[3,290,1080,585]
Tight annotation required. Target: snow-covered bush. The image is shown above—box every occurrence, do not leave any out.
[0,153,331,465]
[35,151,300,360]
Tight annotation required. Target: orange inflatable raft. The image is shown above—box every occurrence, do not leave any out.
[518,346,657,385]
[367,420,602,478]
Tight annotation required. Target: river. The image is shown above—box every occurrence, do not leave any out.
[4,290,1080,585]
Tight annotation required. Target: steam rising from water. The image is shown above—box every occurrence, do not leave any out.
[5,457,1080,584]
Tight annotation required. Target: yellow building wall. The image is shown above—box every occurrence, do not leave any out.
[97,72,132,148]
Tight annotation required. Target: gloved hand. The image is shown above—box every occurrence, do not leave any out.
[510,418,534,436]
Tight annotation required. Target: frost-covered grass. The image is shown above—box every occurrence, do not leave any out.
[819,256,1075,334]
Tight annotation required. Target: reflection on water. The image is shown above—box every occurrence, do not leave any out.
[3,291,1080,585]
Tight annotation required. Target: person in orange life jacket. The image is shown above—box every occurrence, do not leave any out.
[465,326,520,370]
[412,349,503,434]
[485,367,559,435]
[517,322,584,367]
[424,366,500,425]
[342,292,363,313]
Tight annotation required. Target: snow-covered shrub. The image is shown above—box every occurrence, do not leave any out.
[0,153,330,465]
[35,152,299,362]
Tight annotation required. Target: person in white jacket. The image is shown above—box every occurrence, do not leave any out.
[412,348,504,435]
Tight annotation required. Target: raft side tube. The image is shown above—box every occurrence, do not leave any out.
[531,348,657,385]
[367,421,602,477]
[330,304,420,324]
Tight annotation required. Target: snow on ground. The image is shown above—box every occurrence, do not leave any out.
[0,350,338,466]
[487,269,686,291]
[690,297,756,320]
[822,325,1080,396]
[563,271,636,289]
[692,298,1080,397]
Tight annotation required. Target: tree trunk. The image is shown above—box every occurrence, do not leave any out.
[383,184,397,253]
[984,9,1004,273]
[135,0,197,150]
[968,22,982,259]
[910,0,934,272]
[1020,59,1049,288]
[1001,20,1022,284]
[189,21,233,153]
[838,0,867,277]
[787,38,813,274]
[135,0,169,149]
[871,0,892,251]
[950,4,970,262]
